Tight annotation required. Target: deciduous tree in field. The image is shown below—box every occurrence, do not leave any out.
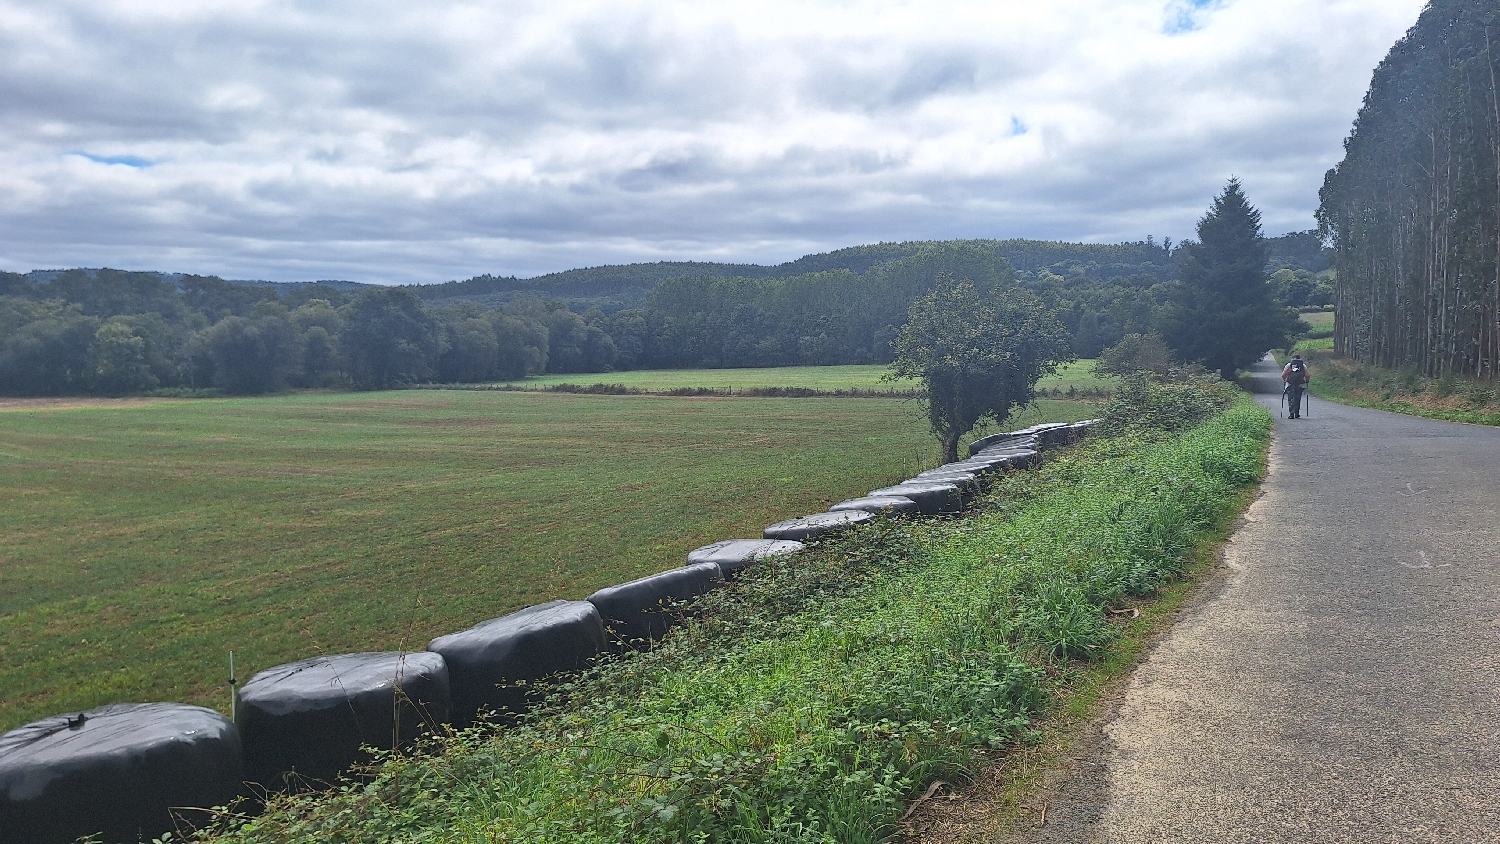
[88,318,158,395]
[888,276,1073,463]
[193,302,303,394]
[1161,179,1300,380]
[339,287,445,390]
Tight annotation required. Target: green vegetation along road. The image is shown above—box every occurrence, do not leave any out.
[1013,356,1500,842]
[0,389,1097,731]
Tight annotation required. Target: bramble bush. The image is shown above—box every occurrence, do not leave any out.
[1094,368,1238,436]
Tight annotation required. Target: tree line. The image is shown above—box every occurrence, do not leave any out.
[0,270,611,395]
[0,230,1324,396]
[1318,0,1500,377]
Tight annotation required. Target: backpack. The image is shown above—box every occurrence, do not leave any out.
[1286,361,1307,385]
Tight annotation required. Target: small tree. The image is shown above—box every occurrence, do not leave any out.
[887,277,1073,463]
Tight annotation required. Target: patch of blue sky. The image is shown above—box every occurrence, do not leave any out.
[1010,116,1028,136]
[1164,0,1225,35]
[73,152,153,168]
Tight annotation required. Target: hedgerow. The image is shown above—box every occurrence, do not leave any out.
[200,396,1269,844]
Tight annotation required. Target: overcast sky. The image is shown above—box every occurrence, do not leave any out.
[0,0,1427,284]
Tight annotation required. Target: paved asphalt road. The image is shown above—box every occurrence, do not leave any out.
[1013,355,1500,843]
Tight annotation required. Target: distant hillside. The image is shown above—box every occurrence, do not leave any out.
[1265,230,1330,274]
[23,268,376,293]
[407,239,1177,312]
[13,231,1326,312]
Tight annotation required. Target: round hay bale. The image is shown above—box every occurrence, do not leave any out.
[828,496,920,515]
[977,436,1038,453]
[0,703,242,844]
[909,470,983,493]
[867,482,963,515]
[763,510,875,540]
[965,432,1014,455]
[587,563,724,650]
[238,652,449,788]
[969,449,1039,469]
[428,600,607,726]
[686,539,804,574]
[967,431,1040,455]
[1035,424,1075,448]
[931,458,1000,476]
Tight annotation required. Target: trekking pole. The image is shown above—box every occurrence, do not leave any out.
[1280,387,1286,418]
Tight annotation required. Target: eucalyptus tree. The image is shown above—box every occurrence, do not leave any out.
[1318,0,1500,376]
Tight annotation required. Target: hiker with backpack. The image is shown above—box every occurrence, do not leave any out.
[1282,354,1310,418]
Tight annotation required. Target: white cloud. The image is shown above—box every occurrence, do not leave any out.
[0,0,1427,283]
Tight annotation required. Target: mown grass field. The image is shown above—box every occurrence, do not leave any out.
[486,360,1112,393]
[1298,310,1335,331]
[0,390,1097,731]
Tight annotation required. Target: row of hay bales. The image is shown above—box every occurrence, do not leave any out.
[0,420,1094,844]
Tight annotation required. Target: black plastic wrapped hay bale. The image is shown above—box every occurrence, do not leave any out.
[968,431,1043,457]
[429,600,607,726]
[977,436,1039,454]
[867,482,963,515]
[763,510,875,540]
[970,448,1039,469]
[966,432,1016,455]
[237,651,449,788]
[827,495,919,516]
[1003,423,1075,449]
[588,563,724,650]
[948,459,1007,476]
[1039,423,1079,448]
[686,539,803,574]
[908,469,983,494]
[925,459,996,477]
[0,703,242,844]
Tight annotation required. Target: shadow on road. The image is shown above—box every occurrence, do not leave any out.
[1241,353,1283,395]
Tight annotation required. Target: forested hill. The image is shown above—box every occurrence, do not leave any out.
[410,238,1175,311]
[1318,0,1499,376]
[10,233,1326,315]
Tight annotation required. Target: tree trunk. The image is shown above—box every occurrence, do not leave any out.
[943,429,962,465]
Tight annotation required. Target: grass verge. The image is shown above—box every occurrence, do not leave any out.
[901,480,1265,842]
[198,395,1270,844]
[1284,347,1500,426]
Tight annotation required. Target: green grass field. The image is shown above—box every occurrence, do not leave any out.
[0,390,1097,731]
[485,360,1112,393]
[1299,310,1335,331]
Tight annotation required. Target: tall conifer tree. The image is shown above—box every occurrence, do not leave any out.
[1162,179,1298,379]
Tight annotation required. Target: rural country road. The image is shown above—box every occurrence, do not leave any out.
[1012,354,1500,842]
